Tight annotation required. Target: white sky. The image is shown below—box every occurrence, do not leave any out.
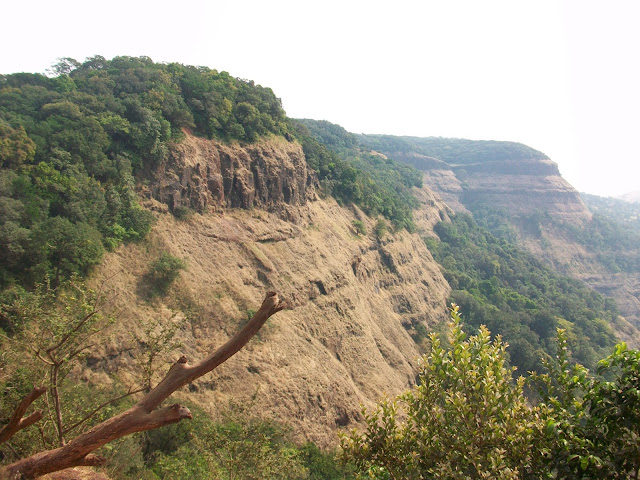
[1,0,638,197]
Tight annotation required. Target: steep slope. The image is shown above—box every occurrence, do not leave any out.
[356,134,640,341]
[360,135,591,223]
[87,135,451,447]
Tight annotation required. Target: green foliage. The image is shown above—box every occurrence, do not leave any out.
[0,276,128,458]
[342,305,546,479]
[426,213,618,373]
[352,220,367,236]
[531,330,640,478]
[0,56,288,291]
[0,120,35,168]
[297,119,359,150]
[546,210,640,274]
[343,306,640,479]
[582,192,640,236]
[358,134,547,165]
[144,253,186,297]
[114,400,354,480]
[374,218,387,239]
[293,119,421,231]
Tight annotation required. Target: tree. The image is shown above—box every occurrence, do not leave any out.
[0,291,286,479]
[532,330,640,478]
[0,121,36,169]
[29,217,104,287]
[341,304,546,479]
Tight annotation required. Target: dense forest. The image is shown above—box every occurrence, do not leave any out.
[425,213,619,373]
[358,134,547,164]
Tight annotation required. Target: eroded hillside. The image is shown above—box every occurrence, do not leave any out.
[87,135,451,447]
[355,134,640,343]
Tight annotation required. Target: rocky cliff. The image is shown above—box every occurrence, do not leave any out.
[363,139,639,343]
[149,133,314,220]
[381,150,591,222]
[88,135,452,447]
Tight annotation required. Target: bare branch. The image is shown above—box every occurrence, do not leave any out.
[0,386,46,445]
[0,292,286,480]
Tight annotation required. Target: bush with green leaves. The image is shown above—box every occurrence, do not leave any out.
[352,220,367,236]
[342,305,640,479]
[144,253,186,297]
[341,305,546,479]
[532,331,640,478]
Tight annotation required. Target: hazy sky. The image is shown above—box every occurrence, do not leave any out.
[2,0,638,197]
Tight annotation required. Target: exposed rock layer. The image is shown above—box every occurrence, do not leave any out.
[150,134,314,218]
[389,151,591,222]
[381,149,640,340]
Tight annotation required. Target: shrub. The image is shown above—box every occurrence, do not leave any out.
[352,220,366,236]
[145,253,186,297]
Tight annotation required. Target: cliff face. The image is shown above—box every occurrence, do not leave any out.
[367,142,639,342]
[452,159,591,221]
[150,134,314,219]
[90,136,451,447]
[390,151,591,222]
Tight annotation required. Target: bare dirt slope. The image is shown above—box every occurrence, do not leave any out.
[90,190,450,447]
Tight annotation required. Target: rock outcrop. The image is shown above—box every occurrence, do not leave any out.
[149,133,315,218]
[386,150,591,222]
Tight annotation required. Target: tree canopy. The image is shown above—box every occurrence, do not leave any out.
[0,56,295,291]
[425,212,619,373]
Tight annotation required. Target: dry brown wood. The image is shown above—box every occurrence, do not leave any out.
[0,291,286,480]
[0,386,46,446]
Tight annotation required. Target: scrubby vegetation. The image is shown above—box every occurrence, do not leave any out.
[342,306,640,479]
[144,252,187,298]
[425,213,619,373]
[112,400,355,480]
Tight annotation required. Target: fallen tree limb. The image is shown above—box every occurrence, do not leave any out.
[0,292,286,480]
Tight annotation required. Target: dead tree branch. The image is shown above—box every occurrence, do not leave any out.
[0,292,286,480]
[0,387,46,445]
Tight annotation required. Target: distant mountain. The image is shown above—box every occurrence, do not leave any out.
[582,193,640,234]
[620,190,640,203]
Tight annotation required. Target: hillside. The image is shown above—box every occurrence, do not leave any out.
[2,59,639,478]
[347,128,640,342]
[87,132,452,447]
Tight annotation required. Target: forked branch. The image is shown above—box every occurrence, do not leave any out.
[0,387,46,445]
[0,292,286,480]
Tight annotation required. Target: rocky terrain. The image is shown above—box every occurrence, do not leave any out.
[79,131,638,448]
[87,134,452,447]
[365,141,640,342]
